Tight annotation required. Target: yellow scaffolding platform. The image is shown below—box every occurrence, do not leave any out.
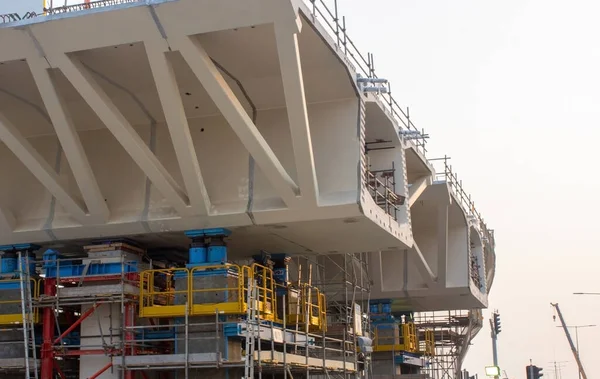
[140,264,275,320]
[0,279,40,325]
[372,322,418,353]
[139,263,328,332]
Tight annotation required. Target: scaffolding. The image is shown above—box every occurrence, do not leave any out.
[415,310,483,379]
[36,247,144,379]
[365,166,406,221]
[314,253,372,379]
[0,250,39,379]
[0,244,368,379]
[0,246,490,379]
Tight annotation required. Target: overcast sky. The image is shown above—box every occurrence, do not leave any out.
[2,1,600,378]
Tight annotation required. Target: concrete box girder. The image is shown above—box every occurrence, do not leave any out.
[0,0,494,312]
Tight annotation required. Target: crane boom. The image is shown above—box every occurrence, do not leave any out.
[550,303,588,379]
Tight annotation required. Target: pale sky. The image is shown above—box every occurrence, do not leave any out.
[331,1,600,378]
[3,1,600,379]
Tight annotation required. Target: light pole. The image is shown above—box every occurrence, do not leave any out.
[555,324,596,379]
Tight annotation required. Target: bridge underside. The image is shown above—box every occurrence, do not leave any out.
[0,0,494,311]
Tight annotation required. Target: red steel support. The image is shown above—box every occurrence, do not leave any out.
[54,303,101,345]
[41,278,56,379]
[89,362,113,379]
[52,360,67,379]
[124,302,135,379]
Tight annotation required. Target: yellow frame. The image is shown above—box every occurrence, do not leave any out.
[372,322,419,353]
[139,264,280,320]
[0,278,40,325]
[139,263,327,331]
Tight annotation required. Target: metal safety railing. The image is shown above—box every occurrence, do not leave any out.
[304,0,429,155]
[287,284,327,332]
[139,267,189,318]
[0,0,141,23]
[250,263,277,320]
[403,322,418,352]
[431,156,495,248]
[372,322,419,353]
[140,264,328,332]
[44,0,141,15]
[189,264,256,317]
[421,329,436,356]
[139,264,276,320]
[0,278,40,325]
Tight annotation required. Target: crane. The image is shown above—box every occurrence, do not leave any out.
[550,303,588,379]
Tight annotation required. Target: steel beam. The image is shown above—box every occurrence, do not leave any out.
[274,25,319,206]
[28,57,109,223]
[89,362,113,379]
[53,360,67,379]
[54,303,101,345]
[145,40,211,215]
[171,35,300,208]
[50,52,192,216]
[124,302,135,379]
[0,112,89,224]
[41,278,56,379]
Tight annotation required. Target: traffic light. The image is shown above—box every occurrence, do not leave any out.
[526,365,543,379]
[493,312,501,334]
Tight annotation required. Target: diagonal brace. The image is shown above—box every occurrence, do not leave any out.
[274,25,319,206]
[145,40,210,215]
[0,112,88,224]
[50,52,192,216]
[410,243,437,287]
[170,35,300,208]
[28,57,109,223]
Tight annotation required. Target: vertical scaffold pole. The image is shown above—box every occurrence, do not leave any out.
[283,294,287,379]
[18,252,31,379]
[24,252,39,379]
[185,301,189,379]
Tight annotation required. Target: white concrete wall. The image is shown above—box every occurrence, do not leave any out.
[446,204,469,288]
[379,250,403,291]
[79,303,121,379]
[311,99,360,205]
